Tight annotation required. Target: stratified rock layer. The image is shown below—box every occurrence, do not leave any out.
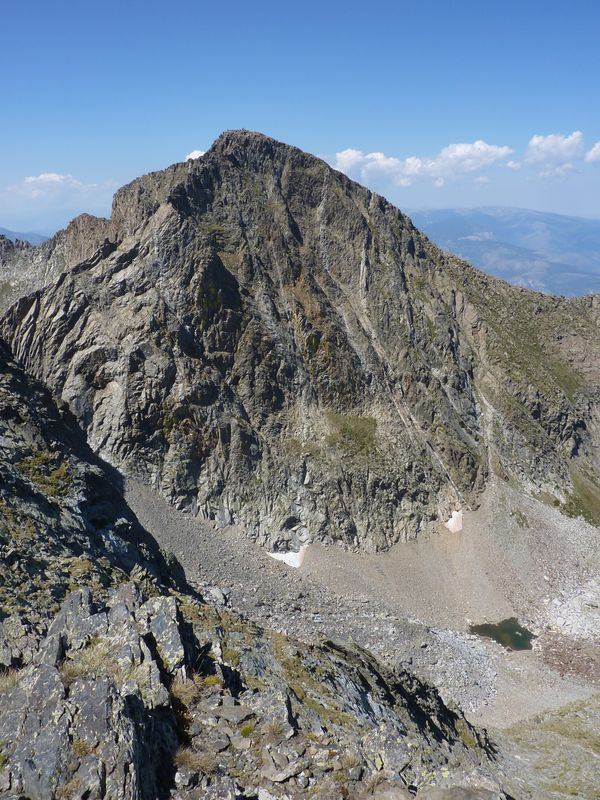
[0,337,183,652]
[0,214,111,313]
[2,131,599,551]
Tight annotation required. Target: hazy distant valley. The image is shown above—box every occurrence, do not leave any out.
[410,206,600,297]
[0,226,48,246]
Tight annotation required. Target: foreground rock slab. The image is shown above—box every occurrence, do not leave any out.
[0,584,511,799]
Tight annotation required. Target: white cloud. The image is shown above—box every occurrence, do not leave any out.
[8,172,102,202]
[0,171,117,230]
[525,131,583,163]
[334,148,365,173]
[585,141,600,163]
[474,175,490,184]
[361,151,405,175]
[24,172,81,186]
[333,139,512,187]
[515,130,584,175]
[186,149,205,161]
[20,172,87,198]
[506,160,522,171]
[431,140,513,175]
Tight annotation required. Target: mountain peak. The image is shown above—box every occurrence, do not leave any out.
[209,128,310,159]
[2,133,599,552]
[211,127,280,148]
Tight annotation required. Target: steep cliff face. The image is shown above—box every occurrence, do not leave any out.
[0,337,183,656]
[2,131,598,551]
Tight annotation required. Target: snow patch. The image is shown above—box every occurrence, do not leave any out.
[268,545,308,569]
[444,510,463,533]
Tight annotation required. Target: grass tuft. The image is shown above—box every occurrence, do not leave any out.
[324,411,377,457]
[170,674,202,709]
[174,746,217,774]
[0,668,20,694]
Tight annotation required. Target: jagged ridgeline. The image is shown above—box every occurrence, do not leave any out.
[2,131,599,551]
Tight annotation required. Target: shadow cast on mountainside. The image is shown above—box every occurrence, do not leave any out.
[0,334,192,597]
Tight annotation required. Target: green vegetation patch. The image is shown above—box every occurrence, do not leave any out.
[0,500,37,541]
[506,694,600,799]
[284,437,321,459]
[544,356,584,400]
[199,221,229,248]
[16,449,72,498]
[161,408,178,438]
[239,721,255,738]
[324,412,377,457]
[221,644,241,667]
[563,465,600,527]
[271,633,354,729]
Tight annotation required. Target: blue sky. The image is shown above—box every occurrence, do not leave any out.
[1,0,600,232]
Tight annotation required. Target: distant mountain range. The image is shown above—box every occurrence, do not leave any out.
[409,207,600,297]
[0,226,48,245]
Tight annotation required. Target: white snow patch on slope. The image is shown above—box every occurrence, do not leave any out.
[268,545,308,568]
[444,510,463,533]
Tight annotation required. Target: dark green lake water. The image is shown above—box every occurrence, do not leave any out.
[469,617,535,650]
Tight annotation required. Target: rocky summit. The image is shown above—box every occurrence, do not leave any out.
[0,130,599,799]
[1,131,599,553]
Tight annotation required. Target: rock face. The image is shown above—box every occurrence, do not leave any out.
[0,583,509,799]
[0,336,183,659]
[0,335,510,797]
[2,131,599,551]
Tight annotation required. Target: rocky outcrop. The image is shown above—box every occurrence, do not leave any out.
[0,334,510,797]
[0,337,183,654]
[2,131,598,551]
[0,584,510,799]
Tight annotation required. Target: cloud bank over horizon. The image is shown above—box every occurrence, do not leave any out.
[333,130,600,191]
